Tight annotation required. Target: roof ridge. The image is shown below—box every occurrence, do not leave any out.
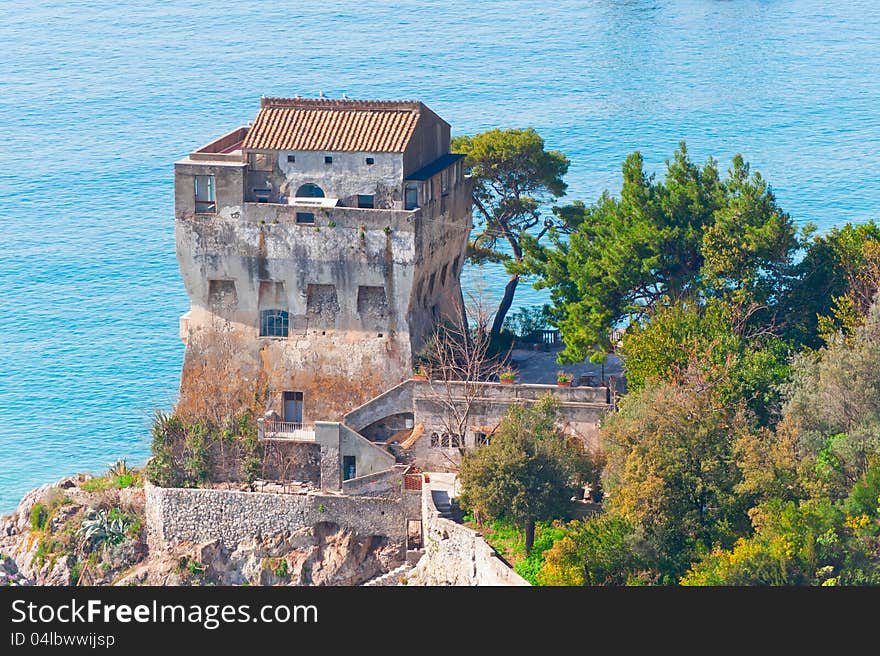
[260,97,423,112]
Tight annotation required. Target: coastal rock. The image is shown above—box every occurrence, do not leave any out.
[2,477,402,587]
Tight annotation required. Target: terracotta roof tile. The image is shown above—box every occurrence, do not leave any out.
[242,98,422,153]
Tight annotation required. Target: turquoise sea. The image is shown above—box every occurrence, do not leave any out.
[1,1,879,511]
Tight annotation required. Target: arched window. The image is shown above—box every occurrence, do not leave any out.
[260,309,289,337]
[295,183,325,198]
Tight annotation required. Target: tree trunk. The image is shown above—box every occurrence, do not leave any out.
[457,285,469,331]
[491,274,520,335]
[524,518,536,555]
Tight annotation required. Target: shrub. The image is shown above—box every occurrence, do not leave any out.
[30,503,49,531]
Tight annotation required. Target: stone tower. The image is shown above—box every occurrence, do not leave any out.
[173,97,472,424]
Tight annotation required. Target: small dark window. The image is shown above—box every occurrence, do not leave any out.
[253,188,271,203]
[287,154,296,163]
[430,432,440,448]
[450,434,461,448]
[296,212,315,224]
[343,456,356,481]
[324,156,333,164]
[475,432,490,447]
[260,309,289,337]
[405,184,419,210]
[365,157,374,165]
[357,194,374,209]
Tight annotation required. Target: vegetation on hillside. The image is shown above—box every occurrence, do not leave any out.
[458,141,880,585]
[458,395,597,554]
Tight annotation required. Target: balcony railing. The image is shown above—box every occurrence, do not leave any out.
[258,419,316,441]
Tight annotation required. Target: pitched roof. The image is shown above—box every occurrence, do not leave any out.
[406,153,465,181]
[242,97,423,153]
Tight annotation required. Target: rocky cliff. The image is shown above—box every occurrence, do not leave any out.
[0,475,400,586]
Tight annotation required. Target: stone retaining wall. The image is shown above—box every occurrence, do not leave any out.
[407,483,529,586]
[145,482,406,549]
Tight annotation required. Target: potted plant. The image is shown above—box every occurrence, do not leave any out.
[500,369,516,385]
[556,371,572,387]
[412,367,428,381]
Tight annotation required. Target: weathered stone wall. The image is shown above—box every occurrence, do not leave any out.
[248,150,405,209]
[174,174,470,423]
[412,382,609,471]
[341,464,407,497]
[339,379,611,472]
[407,483,529,586]
[144,482,407,550]
[338,423,397,477]
[262,441,321,485]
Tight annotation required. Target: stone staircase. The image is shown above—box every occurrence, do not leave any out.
[362,562,411,586]
[431,490,455,519]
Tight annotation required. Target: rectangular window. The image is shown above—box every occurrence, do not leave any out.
[426,180,434,202]
[260,309,289,337]
[343,455,356,481]
[194,175,216,213]
[253,188,271,203]
[248,152,274,171]
[405,184,419,210]
[365,157,375,165]
[441,169,449,195]
[296,212,315,224]
[357,194,374,209]
[324,155,333,164]
[287,154,296,163]
[475,432,490,447]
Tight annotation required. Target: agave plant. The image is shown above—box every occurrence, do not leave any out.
[78,509,129,547]
[107,457,131,478]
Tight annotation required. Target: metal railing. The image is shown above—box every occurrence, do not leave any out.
[259,419,316,441]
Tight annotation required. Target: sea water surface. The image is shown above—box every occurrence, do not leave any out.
[1,0,879,511]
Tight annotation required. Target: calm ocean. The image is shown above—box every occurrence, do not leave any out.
[1,0,878,511]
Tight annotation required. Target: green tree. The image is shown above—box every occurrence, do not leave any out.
[459,394,594,553]
[620,298,790,426]
[782,296,880,499]
[600,379,753,580]
[537,515,652,586]
[452,128,570,334]
[523,143,800,364]
[681,497,880,586]
[784,221,880,347]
